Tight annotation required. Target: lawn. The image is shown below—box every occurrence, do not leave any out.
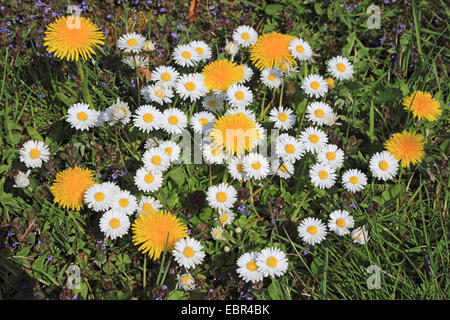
[0,0,448,300]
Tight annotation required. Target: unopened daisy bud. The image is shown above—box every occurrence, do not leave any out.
[326,77,335,89]
[143,40,156,52]
[13,170,31,188]
[235,227,242,234]
[225,39,239,60]
[224,246,230,253]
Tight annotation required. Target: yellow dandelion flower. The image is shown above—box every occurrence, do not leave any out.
[385,131,425,168]
[44,15,105,61]
[132,210,188,260]
[210,113,260,156]
[250,32,295,70]
[50,167,96,211]
[403,91,442,121]
[202,59,245,92]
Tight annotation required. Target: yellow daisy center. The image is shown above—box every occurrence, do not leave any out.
[185,81,196,91]
[200,118,209,126]
[296,45,305,53]
[209,100,218,107]
[143,113,153,123]
[142,203,153,214]
[127,38,138,47]
[285,144,295,154]
[268,73,276,81]
[310,81,320,90]
[29,149,41,159]
[119,198,129,208]
[326,152,336,160]
[183,247,194,258]
[155,90,164,98]
[216,192,227,203]
[237,163,244,172]
[247,260,258,272]
[164,147,173,156]
[161,72,171,81]
[307,225,318,235]
[77,111,88,121]
[309,134,319,143]
[168,116,179,125]
[251,161,261,170]
[379,161,389,171]
[267,256,278,268]
[277,112,288,121]
[241,32,250,40]
[314,109,325,118]
[349,176,359,184]
[336,219,346,228]
[152,155,162,165]
[235,91,245,100]
[337,62,346,72]
[219,215,229,223]
[144,173,155,184]
[94,192,105,202]
[109,218,121,229]
[195,47,204,55]
[319,170,328,180]
[182,51,191,59]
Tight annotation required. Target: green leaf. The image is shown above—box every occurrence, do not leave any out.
[168,166,185,188]
[27,126,44,141]
[265,4,283,17]
[166,289,188,300]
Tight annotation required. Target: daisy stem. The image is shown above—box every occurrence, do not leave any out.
[247,180,260,218]
[76,60,93,108]
[143,255,147,289]
[133,53,141,108]
[114,126,128,172]
[209,164,212,187]
[279,78,284,107]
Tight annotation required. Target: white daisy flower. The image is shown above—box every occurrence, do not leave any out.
[111,189,138,216]
[237,252,264,283]
[159,140,181,163]
[203,143,226,165]
[256,247,288,278]
[299,126,328,154]
[309,162,337,189]
[66,103,99,131]
[100,181,122,195]
[233,25,258,47]
[306,102,334,126]
[239,64,254,83]
[84,183,113,212]
[211,226,225,241]
[13,170,30,189]
[224,39,239,60]
[243,153,270,180]
[105,98,132,125]
[260,68,282,88]
[217,210,235,226]
[327,56,354,81]
[369,151,399,181]
[206,183,237,212]
[227,155,248,181]
[269,106,296,130]
[298,217,327,245]
[275,133,305,163]
[134,167,164,193]
[133,105,162,133]
[122,55,149,69]
[141,83,174,105]
[328,210,355,236]
[117,32,146,53]
[151,65,179,88]
[99,209,130,240]
[190,111,215,134]
[189,40,212,62]
[172,44,200,68]
[288,38,313,61]
[351,225,370,244]
[202,92,225,112]
[175,73,207,102]
[176,273,196,291]
[142,147,171,173]
[19,140,50,169]
[143,40,156,52]
[225,106,257,122]
[301,74,328,98]
[317,144,345,169]
[226,84,253,108]
[271,159,295,179]
[253,122,266,147]
[342,169,368,193]
[137,196,162,217]
[161,108,188,135]
[173,237,206,269]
